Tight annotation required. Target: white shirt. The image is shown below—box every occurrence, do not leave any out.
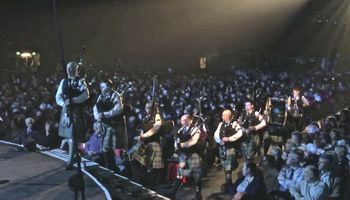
[237,176,255,193]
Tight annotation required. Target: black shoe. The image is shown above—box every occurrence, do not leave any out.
[192,192,202,200]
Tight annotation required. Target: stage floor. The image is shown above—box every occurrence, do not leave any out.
[0,143,107,200]
[0,141,252,200]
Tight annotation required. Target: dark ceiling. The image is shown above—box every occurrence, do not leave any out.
[0,0,348,72]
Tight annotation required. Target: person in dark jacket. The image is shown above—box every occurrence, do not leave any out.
[231,161,266,200]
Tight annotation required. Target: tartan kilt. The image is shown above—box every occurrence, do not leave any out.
[101,121,126,152]
[178,153,202,182]
[58,107,86,141]
[219,147,237,171]
[134,141,164,169]
[241,136,257,160]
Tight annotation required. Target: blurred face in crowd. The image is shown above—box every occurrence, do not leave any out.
[25,118,34,128]
[270,147,281,159]
[286,152,300,166]
[180,115,191,127]
[222,110,232,123]
[145,102,153,114]
[285,142,296,154]
[318,157,330,171]
[303,165,317,182]
[100,82,111,96]
[291,133,301,145]
[244,102,254,113]
[93,122,103,134]
[335,146,347,159]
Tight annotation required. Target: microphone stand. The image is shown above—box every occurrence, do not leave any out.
[67,104,86,200]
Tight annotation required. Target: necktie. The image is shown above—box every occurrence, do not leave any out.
[289,168,294,180]
[27,128,32,135]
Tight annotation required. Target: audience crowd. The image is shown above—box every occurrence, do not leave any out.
[0,60,349,199]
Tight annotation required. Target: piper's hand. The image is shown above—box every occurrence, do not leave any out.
[140,133,146,139]
[180,143,187,148]
[233,192,245,200]
[173,153,179,158]
[64,99,70,106]
[248,126,256,131]
[220,141,225,145]
[222,137,229,142]
[154,120,162,127]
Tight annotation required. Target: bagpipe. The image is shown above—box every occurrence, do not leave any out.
[174,114,207,155]
[218,120,240,160]
[133,76,174,157]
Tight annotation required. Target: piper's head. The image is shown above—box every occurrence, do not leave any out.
[244,101,254,113]
[100,79,113,96]
[66,62,79,78]
[222,109,233,123]
[180,114,192,127]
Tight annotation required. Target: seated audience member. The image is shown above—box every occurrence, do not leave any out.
[231,161,266,200]
[21,117,38,151]
[281,141,297,161]
[84,122,103,165]
[261,155,279,196]
[303,143,319,166]
[290,131,303,147]
[334,145,349,177]
[318,154,342,200]
[269,146,284,170]
[33,120,58,150]
[8,119,22,144]
[290,165,329,200]
[277,150,304,200]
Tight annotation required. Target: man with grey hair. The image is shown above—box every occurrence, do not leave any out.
[56,62,90,170]
[290,165,329,200]
[318,154,342,200]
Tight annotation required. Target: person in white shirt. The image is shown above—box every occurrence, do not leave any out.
[214,109,243,194]
[290,165,329,200]
[56,62,89,170]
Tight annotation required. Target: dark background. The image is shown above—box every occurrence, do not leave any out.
[0,0,349,73]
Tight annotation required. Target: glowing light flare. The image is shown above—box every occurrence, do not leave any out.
[20,52,32,58]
